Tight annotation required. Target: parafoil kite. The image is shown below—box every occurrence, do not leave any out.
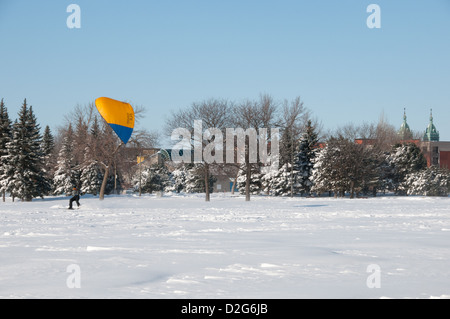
[95,97,135,144]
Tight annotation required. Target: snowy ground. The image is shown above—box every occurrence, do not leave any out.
[0,193,449,299]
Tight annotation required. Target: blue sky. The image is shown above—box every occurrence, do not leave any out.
[1,0,449,143]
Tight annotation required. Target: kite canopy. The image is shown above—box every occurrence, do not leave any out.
[95,97,135,144]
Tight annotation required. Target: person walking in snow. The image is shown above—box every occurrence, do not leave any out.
[69,187,80,209]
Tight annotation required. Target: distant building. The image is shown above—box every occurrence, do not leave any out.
[422,109,440,142]
[418,109,450,168]
[421,141,450,168]
[398,108,413,140]
[403,108,449,169]
[135,148,164,166]
[356,108,450,169]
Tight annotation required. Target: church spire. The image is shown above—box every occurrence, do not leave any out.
[398,107,412,140]
[423,108,440,142]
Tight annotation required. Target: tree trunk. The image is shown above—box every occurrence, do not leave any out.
[244,141,251,201]
[245,163,251,202]
[204,163,210,202]
[290,164,294,198]
[99,142,123,200]
[114,164,117,194]
[231,173,238,195]
[350,181,355,199]
[290,133,294,197]
[138,159,142,197]
[99,165,109,201]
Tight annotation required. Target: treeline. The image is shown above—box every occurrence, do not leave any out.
[312,139,449,197]
[165,94,313,201]
[0,99,157,202]
[1,95,449,202]
[164,95,450,199]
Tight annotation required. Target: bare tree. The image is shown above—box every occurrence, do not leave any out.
[279,96,310,197]
[332,113,402,153]
[94,103,149,199]
[232,94,279,201]
[128,129,159,149]
[165,98,233,201]
[56,102,151,200]
[374,113,402,151]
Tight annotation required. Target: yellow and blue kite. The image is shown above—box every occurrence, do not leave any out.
[95,97,135,144]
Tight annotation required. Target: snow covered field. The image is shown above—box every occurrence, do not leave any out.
[0,193,449,299]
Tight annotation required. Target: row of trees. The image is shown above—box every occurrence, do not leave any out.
[1,95,448,202]
[131,163,216,195]
[0,99,158,202]
[165,96,449,200]
[50,103,157,200]
[138,139,449,200]
[165,94,315,201]
[313,140,436,197]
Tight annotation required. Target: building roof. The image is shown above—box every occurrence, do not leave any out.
[423,109,440,142]
[398,108,413,140]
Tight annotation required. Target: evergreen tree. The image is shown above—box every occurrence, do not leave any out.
[39,125,55,196]
[80,161,102,195]
[132,163,170,194]
[375,152,394,194]
[262,163,292,196]
[0,99,12,201]
[105,170,123,195]
[387,143,427,194]
[88,115,101,160]
[77,114,102,196]
[5,100,44,201]
[405,166,450,197]
[165,164,189,193]
[185,164,215,194]
[311,145,331,195]
[25,104,47,200]
[91,115,100,138]
[4,120,21,201]
[53,124,77,195]
[79,118,103,196]
[311,139,348,197]
[41,125,55,156]
[293,120,318,196]
[359,149,383,196]
[236,163,262,195]
[279,127,296,167]
[311,136,380,198]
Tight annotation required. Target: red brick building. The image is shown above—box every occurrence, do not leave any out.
[421,141,450,169]
[419,109,450,169]
[356,109,450,169]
